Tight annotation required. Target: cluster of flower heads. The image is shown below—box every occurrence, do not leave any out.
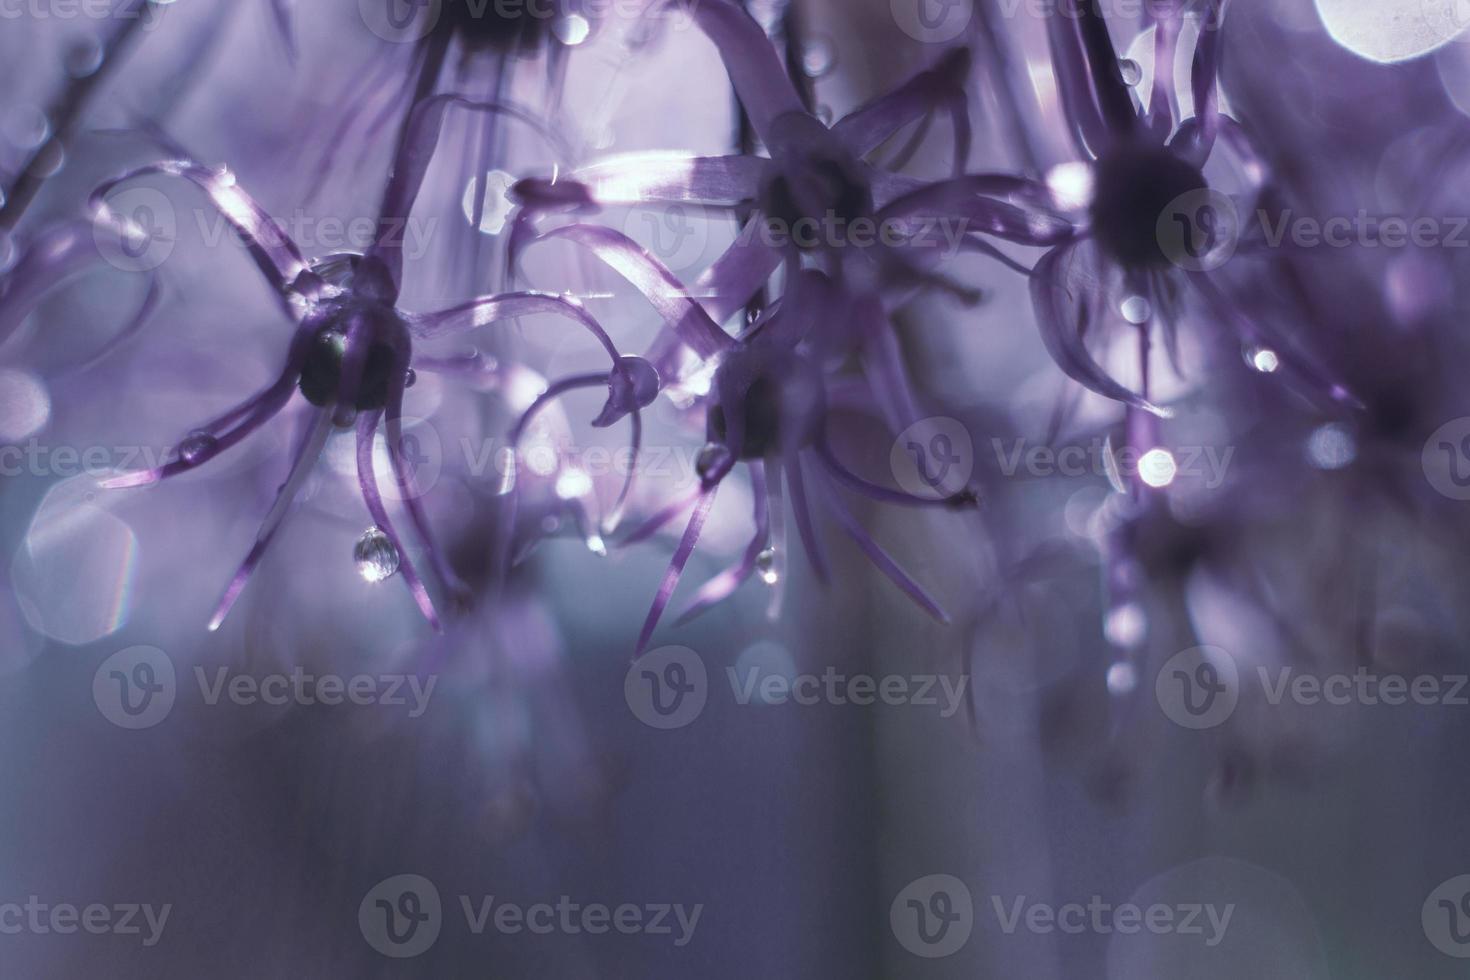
[4,0,1445,754]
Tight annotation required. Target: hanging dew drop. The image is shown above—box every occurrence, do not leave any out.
[696,442,731,482]
[585,533,608,557]
[354,527,400,583]
[1106,661,1138,695]
[1120,294,1152,324]
[756,547,778,585]
[803,37,835,77]
[178,430,218,464]
[1119,59,1144,86]
[1247,346,1279,373]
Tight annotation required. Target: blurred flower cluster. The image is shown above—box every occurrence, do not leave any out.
[4,0,1470,821]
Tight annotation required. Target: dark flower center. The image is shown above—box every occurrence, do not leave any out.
[435,0,555,50]
[299,328,398,411]
[761,159,872,251]
[1089,146,1208,268]
[706,357,825,460]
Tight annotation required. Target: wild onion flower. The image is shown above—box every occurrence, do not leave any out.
[509,0,1070,334]
[495,1,1055,652]
[1010,0,1367,429]
[92,96,645,633]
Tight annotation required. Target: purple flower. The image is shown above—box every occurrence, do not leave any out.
[90,95,644,632]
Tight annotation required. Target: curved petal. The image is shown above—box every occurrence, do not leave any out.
[833,48,973,176]
[355,410,442,631]
[528,224,733,358]
[90,161,311,319]
[816,470,949,623]
[1029,242,1173,417]
[410,289,620,364]
[208,409,332,631]
[369,94,569,294]
[682,0,805,142]
[635,484,719,655]
[562,152,764,207]
[676,462,769,624]
[878,175,1075,246]
[1191,0,1231,156]
[1046,10,1113,158]
[1075,4,1141,140]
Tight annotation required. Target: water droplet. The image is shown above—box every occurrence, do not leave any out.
[1120,295,1152,324]
[1247,346,1280,373]
[803,37,835,76]
[611,354,660,411]
[1106,661,1138,695]
[460,169,516,235]
[1307,423,1356,470]
[1104,602,1148,648]
[585,533,608,557]
[696,442,731,482]
[1138,447,1178,488]
[1046,161,1095,211]
[353,527,400,583]
[756,547,778,585]
[554,13,591,45]
[178,431,217,465]
[65,38,103,77]
[1119,59,1144,86]
[404,368,418,388]
[555,467,593,500]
